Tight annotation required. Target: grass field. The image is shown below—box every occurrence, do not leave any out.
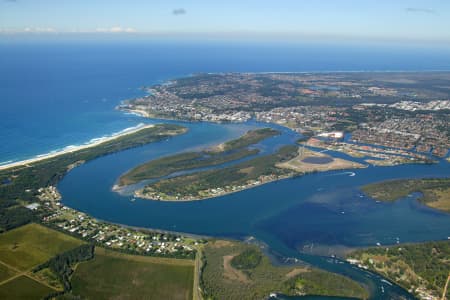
[0,275,53,300]
[0,263,17,282]
[0,223,83,271]
[71,247,194,300]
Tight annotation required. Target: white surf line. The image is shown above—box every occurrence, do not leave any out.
[0,123,154,171]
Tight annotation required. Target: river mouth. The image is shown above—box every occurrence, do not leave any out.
[58,119,450,300]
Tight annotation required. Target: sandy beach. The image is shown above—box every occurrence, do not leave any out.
[0,124,154,171]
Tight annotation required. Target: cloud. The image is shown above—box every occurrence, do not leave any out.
[405,7,437,15]
[173,8,186,15]
[95,26,136,33]
[23,27,56,33]
[4,0,18,2]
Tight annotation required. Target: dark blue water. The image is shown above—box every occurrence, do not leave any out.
[2,39,450,163]
[3,39,450,299]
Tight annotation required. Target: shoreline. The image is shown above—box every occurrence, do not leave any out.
[132,164,367,202]
[0,123,155,171]
[133,173,293,202]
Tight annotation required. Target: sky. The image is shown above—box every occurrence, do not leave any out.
[0,0,449,44]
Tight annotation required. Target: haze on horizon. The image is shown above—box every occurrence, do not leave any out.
[0,0,449,46]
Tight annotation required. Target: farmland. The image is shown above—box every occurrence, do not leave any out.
[0,223,83,271]
[0,275,53,300]
[71,247,194,300]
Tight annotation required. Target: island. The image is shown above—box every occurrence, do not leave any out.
[136,145,299,201]
[361,178,450,213]
[116,128,280,187]
[130,143,365,201]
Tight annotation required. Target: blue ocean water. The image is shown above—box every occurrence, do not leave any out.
[1,39,450,163]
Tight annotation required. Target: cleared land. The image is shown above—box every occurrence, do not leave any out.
[0,275,53,300]
[0,262,17,282]
[362,178,450,213]
[277,147,365,173]
[348,240,450,299]
[201,240,369,299]
[0,223,83,271]
[71,247,194,300]
[118,128,279,186]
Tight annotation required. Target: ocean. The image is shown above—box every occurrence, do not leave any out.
[1,38,450,163]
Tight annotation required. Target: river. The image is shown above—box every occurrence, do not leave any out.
[59,118,450,300]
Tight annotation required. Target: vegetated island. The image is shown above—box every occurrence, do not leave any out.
[347,240,450,300]
[133,142,365,201]
[201,239,369,299]
[116,128,280,188]
[361,178,450,213]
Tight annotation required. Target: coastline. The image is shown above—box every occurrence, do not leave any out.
[120,107,151,118]
[0,123,155,171]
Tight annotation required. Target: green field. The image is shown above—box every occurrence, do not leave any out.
[361,178,450,212]
[71,248,194,300]
[0,275,54,300]
[201,240,368,299]
[118,128,279,186]
[0,223,83,271]
[0,263,17,282]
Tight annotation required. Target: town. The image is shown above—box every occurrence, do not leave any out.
[119,73,450,159]
[30,186,200,259]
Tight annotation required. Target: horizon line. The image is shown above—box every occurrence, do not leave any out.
[1,30,450,46]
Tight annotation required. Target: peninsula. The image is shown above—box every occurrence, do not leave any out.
[347,240,450,300]
[361,178,450,213]
[0,123,157,171]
